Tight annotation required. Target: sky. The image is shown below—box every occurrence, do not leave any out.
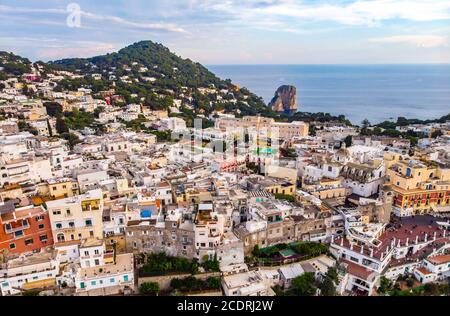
[0,0,449,64]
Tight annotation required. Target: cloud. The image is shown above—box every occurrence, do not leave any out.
[79,11,187,33]
[198,0,450,27]
[369,35,449,48]
[0,4,187,33]
[0,37,118,60]
[264,0,450,27]
[36,42,118,60]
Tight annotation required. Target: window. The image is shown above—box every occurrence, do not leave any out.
[56,223,62,229]
[123,275,129,282]
[38,224,45,229]
[95,259,100,266]
[110,278,115,283]
[14,230,24,238]
[85,220,93,227]
[80,282,85,289]
[94,249,99,255]
[25,239,33,246]
[53,211,61,215]
[9,243,15,249]
[69,222,75,228]
[22,220,27,226]
[5,223,11,231]
[84,251,89,256]
[35,215,44,222]
[39,235,48,242]
[57,234,65,243]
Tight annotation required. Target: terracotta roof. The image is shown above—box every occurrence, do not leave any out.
[416,267,432,275]
[333,215,449,261]
[427,254,450,265]
[341,259,377,281]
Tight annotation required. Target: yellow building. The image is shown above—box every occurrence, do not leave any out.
[46,189,104,243]
[265,181,296,196]
[46,178,80,199]
[385,156,450,216]
[216,116,309,139]
[0,184,24,201]
[303,178,348,200]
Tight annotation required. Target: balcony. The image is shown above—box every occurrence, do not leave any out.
[5,223,30,234]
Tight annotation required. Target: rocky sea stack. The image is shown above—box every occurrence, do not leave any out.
[269,85,298,115]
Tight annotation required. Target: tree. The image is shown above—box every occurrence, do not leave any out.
[56,116,69,134]
[343,135,352,148]
[325,266,339,284]
[139,282,160,296]
[202,254,220,272]
[424,283,440,296]
[319,266,339,296]
[319,276,336,296]
[377,276,392,294]
[290,272,317,296]
[44,102,63,117]
[62,132,81,150]
[252,245,262,258]
[46,119,53,137]
[431,129,443,139]
[93,106,105,119]
[361,119,371,129]
[406,277,415,288]
[206,277,221,290]
[360,118,371,135]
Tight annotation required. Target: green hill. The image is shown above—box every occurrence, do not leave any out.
[49,41,273,116]
[0,52,33,79]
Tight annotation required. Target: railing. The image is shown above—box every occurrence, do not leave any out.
[5,224,30,234]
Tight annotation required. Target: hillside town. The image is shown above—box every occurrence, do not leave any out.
[0,49,450,297]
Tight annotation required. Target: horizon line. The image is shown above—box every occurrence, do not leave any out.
[206,63,450,66]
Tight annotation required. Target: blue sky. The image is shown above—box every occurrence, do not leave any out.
[0,0,449,64]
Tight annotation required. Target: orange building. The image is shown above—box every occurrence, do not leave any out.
[0,202,54,255]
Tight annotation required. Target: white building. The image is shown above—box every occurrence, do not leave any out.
[0,251,59,296]
[222,271,275,296]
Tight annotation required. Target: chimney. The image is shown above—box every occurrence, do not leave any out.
[341,238,344,247]
[397,239,401,248]
[331,235,335,243]
[360,245,364,254]
[444,230,447,238]
[425,233,428,242]
[370,248,374,257]
[406,238,409,246]
[433,231,437,240]
[415,235,419,244]
[350,243,354,251]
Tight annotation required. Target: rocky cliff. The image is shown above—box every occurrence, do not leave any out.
[269,85,298,114]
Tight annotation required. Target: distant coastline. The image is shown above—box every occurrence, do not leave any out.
[208,64,450,124]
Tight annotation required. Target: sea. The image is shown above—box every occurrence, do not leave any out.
[207,64,450,125]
